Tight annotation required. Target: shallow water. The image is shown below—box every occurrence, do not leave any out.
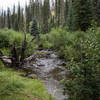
[24,50,68,100]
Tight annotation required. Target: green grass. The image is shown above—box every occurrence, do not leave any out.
[0,61,54,100]
[0,29,38,57]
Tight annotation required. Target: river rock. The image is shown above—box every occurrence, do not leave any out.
[37,63,45,66]
[57,62,66,66]
[3,58,12,64]
[27,74,38,79]
[1,56,12,64]
[19,73,25,77]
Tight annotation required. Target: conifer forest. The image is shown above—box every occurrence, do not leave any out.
[0,0,100,100]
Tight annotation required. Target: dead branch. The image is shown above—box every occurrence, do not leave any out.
[20,29,27,62]
[0,50,4,56]
[11,42,20,67]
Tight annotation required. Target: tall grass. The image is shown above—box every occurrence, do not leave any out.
[0,61,54,100]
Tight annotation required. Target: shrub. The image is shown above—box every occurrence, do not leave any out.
[0,29,24,47]
[0,29,37,57]
[39,27,87,60]
[48,27,74,49]
[39,27,100,100]
[0,48,10,56]
[58,46,78,60]
[39,34,52,49]
[62,28,100,100]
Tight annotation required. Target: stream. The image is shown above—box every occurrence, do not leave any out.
[23,50,69,100]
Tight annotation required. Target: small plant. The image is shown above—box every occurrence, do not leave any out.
[30,19,39,37]
[0,29,37,57]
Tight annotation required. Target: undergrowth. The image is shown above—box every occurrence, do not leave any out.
[0,61,54,100]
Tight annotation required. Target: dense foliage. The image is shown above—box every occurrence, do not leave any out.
[64,29,100,100]
[30,19,39,36]
[0,61,54,100]
[0,29,38,56]
[39,27,86,60]
[0,0,100,100]
[39,27,100,100]
[72,0,92,31]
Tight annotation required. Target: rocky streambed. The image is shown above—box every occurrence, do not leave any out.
[23,50,69,100]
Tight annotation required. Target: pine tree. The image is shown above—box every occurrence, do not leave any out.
[67,0,73,30]
[7,7,11,29]
[17,3,21,31]
[64,0,68,23]
[31,0,35,19]
[38,1,43,28]
[55,0,60,26]
[3,11,6,28]
[42,0,50,33]
[20,8,24,30]
[92,0,98,21]
[29,0,33,20]
[14,18,19,31]
[60,0,65,25]
[96,0,100,26]
[30,19,39,36]
[55,0,65,26]
[0,9,4,28]
[72,0,92,31]
[12,5,16,30]
[50,0,55,29]
[34,0,39,19]
[25,4,31,32]
[91,0,100,26]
